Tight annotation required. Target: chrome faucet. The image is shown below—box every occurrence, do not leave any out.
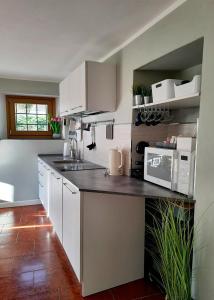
[70,136,78,160]
[68,130,80,160]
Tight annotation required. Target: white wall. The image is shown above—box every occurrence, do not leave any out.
[0,79,62,204]
[0,94,7,139]
[83,124,131,175]
[0,139,63,202]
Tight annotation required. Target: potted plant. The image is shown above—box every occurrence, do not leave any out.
[132,84,143,105]
[142,86,152,104]
[146,200,194,300]
[48,116,62,139]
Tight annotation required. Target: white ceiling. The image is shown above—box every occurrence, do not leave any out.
[0,0,181,82]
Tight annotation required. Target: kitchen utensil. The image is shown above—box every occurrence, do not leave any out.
[108,148,123,176]
[106,124,114,140]
[135,112,143,126]
[86,126,96,150]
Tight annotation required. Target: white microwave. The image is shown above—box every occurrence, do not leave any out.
[144,147,195,197]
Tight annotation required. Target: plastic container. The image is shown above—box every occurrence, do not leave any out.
[152,79,182,103]
[174,75,201,98]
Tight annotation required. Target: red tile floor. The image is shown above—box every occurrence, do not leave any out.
[0,204,165,300]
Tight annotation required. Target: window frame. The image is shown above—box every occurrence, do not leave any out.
[6,95,56,139]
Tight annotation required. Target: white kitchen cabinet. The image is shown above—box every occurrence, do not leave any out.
[59,61,116,116]
[49,170,63,243]
[38,159,50,213]
[38,158,145,297]
[62,179,81,280]
[59,74,72,116]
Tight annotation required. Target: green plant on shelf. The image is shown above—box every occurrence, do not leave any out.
[142,86,152,97]
[132,84,143,96]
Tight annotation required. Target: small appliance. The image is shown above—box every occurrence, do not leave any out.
[131,141,149,180]
[144,146,196,197]
[108,148,123,176]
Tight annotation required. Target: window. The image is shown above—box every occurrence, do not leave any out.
[6,95,56,138]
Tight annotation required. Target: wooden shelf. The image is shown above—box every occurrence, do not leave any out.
[132,93,200,110]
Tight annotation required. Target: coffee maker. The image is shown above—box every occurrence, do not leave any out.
[131,141,149,180]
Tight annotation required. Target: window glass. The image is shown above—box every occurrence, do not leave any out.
[15,103,48,132]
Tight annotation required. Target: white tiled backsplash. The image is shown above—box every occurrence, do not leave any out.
[82,124,132,175]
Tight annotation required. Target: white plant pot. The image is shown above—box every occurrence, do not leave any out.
[53,133,61,139]
[134,95,142,106]
[144,96,150,104]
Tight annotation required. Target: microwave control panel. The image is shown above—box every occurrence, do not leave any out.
[177,151,195,196]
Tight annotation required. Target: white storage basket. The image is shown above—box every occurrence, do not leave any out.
[174,75,201,98]
[152,79,182,103]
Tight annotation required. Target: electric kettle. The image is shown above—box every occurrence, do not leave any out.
[108,148,123,176]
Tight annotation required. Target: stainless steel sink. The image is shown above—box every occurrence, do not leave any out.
[53,159,83,164]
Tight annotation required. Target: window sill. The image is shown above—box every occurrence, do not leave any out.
[0,138,65,141]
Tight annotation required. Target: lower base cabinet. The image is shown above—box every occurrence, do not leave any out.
[38,159,50,213]
[62,179,81,281]
[49,170,63,243]
[38,160,145,297]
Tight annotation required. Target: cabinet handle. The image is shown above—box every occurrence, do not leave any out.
[63,182,77,194]
[43,165,50,171]
[51,172,61,180]
[39,181,44,188]
[70,105,82,110]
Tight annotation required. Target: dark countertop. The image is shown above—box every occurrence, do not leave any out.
[38,154,194,203]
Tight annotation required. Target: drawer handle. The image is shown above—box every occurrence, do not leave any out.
[39,181,44,188]
[51,172,61,180]
[70,105,82,110]
[63,183,77,194]
[38,171,44,177]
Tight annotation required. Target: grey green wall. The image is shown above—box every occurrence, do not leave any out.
[86,0,214,298]
[0,77,59,96]
[0,78,62,204]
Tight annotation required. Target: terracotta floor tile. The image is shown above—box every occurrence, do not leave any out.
[17,225,54,242]
[12,252,61,274]
[0,257,14,277]
[146,295,165,300]
[0,231,18,244]
[111,279,162,300]
[0,214,22,225]
[20,215,51,227]
[1,223,36,234]
[0,240,34,258]
[34,236,58,253]
[84,290,114,300]
[0,204,163,300]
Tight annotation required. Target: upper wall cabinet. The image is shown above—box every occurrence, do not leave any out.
[60,61,116,116]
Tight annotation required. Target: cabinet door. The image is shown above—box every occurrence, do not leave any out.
[38,160,45,206]
[42,164,50,214]
[63,180,81,280]
[70,62,86,113]
[50,171,63,243]
[59,77,70,116]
